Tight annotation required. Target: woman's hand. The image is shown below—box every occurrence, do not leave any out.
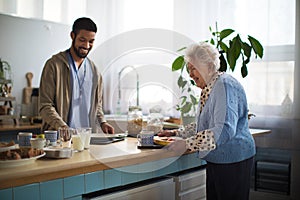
[166,138,188,156]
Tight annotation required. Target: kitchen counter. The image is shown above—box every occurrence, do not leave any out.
[250,128,271,136]
[0,128,269,189]
[0,129,270,200]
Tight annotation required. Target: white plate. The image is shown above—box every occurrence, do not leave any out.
[0,152,46,168]
[0,144,16,152]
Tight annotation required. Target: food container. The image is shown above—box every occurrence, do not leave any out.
[127,106,143,136]
[43,147,73,158]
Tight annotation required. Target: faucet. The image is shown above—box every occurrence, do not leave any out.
[118,65,140,111]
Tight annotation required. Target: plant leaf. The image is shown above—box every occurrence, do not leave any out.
[177,76,187,89]
[181,102,192,114]
[231,34,242,59]
[226,49,236,71]
[190,95,198,105]
[248,35,264,58]
[172,56,185,71]
[219,41,228,52]
[242,42,251,58]
[177,47,187,52]
[219,53,227,72]
[219,29,234,41]
[190,79,195,86]
[241,64,248,78]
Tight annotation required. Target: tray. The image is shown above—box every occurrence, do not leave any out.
[0,153,45,168]
[90,133,126,145]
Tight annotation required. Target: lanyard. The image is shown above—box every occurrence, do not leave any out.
[68,50,86,94]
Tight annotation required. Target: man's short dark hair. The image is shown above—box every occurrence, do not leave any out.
[72,17,97,34]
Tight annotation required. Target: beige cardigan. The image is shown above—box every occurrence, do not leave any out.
[39,50,106,132]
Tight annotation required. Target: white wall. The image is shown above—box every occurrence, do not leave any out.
[0,13,70,106]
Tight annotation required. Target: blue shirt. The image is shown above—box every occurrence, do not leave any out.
[67,52,93,128]
[197,73,256,163]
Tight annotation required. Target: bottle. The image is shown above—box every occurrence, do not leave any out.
[127,106,143,136]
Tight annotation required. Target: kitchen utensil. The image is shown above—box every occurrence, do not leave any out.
[23,72,33,104]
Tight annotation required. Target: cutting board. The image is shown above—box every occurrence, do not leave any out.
[22,72,33,104]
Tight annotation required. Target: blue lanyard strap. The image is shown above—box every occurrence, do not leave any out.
[68,49,86,91]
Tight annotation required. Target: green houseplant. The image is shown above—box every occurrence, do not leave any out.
[173,24,264,119]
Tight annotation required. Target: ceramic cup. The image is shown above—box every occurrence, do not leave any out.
[30,138,47,149]
[44,130,58,146]
[18,132,32,147]
[137,130,154,146]
[76,127,92,149]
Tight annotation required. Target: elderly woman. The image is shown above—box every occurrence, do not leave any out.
[164,42,256,200]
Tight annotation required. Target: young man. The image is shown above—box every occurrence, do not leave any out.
[39,17,114,134]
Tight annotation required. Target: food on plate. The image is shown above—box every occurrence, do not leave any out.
[0,140,15,147]
[0,148,44,160]
[153,136,176,146]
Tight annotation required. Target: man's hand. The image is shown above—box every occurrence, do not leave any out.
[101,122,115,134]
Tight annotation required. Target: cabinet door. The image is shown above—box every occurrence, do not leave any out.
[174,168,206,200]
[90,178,175,200]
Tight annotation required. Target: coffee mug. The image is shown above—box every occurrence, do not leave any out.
[30,138,47,149]
[44,130,58,146]
[137,130,154,146]
[18,132,32,147]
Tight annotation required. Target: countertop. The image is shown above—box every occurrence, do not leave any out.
[0,128,270,190]
[0,137,180,189]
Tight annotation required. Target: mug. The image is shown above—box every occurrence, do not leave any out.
[18,132,32,147]
[30,138,47,149]
[137,130,154,146]
[44,130,58,146]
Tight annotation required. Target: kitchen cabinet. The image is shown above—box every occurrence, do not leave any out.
[174,168,206,200]
[87,178,175,200]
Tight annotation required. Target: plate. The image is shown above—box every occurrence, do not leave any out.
[153,136,176,146]
[163,122,181,130]
[0,153,46,168]
[0,144,16,152]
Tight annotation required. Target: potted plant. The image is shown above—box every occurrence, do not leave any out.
[0,58,12,96]
[172,23,264,122]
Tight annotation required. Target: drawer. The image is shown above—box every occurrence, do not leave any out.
[175,169,206,192]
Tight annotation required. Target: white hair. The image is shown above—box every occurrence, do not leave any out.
[184,42,220,73]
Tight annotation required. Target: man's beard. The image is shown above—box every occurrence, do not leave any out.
[72,41,90,58]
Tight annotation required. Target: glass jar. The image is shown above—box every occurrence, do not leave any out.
[146,112,163,134]
[127,106,143,136]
